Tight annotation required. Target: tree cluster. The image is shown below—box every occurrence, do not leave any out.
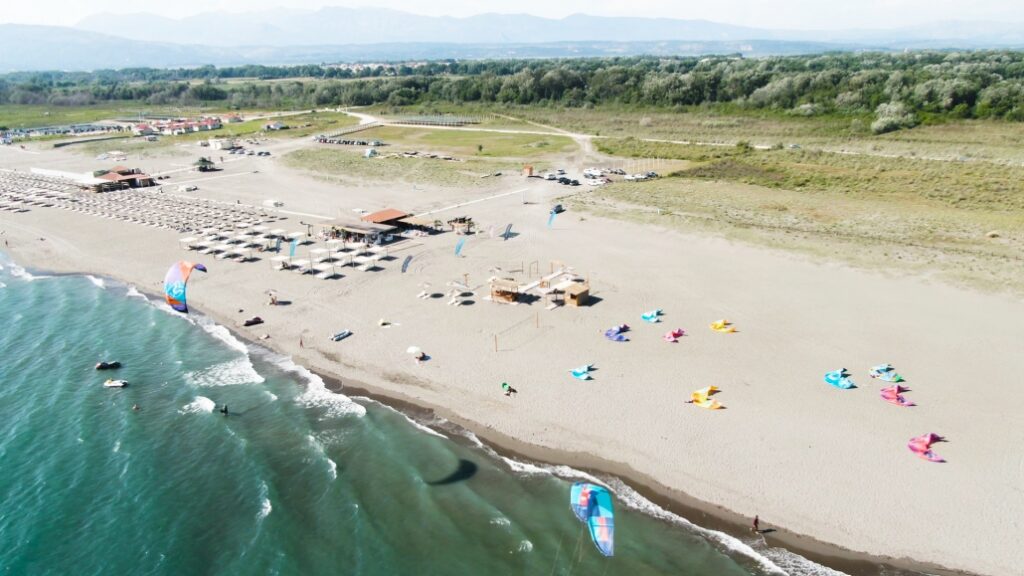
[2,52,1024,131]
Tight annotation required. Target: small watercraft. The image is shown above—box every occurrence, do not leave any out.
[330,330,352,341]
[103,379,129,388]
[95,361,122,370]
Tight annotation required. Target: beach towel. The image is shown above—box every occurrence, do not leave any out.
[908,433,945,462]
[663,328,686,343]
[641,309,663,323]
[880,385,915,407]
[709,320,736,333]
[604,324,629,342]
[869,363,905,382]
[824,369,856,389]
[690,386,723,409]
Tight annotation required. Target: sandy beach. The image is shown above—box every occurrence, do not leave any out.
[2,139,1023,576]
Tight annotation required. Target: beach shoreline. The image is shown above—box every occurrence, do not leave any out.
[3,142,1021,576]
[3,253,971,576]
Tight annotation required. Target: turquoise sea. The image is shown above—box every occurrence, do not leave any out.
[0,254,893,576]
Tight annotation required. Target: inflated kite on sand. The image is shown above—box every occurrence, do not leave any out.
[689,386,723,410]
[641,309,663,323]
[824,369,856,389]
[880,384,915,407]
[908,433,945,462]
[709,320,736,333]
[604,324,630,342]
[869,363,905,383]
[570,365,594,380]
[663,328,686,343]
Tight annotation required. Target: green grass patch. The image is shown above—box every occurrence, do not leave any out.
[357,126,575,159]
[282,147,528,188]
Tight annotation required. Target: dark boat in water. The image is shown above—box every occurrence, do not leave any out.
[95,361,122,370]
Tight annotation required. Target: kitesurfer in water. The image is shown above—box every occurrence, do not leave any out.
[220,404,229,416]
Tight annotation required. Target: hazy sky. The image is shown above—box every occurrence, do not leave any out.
[3,0,1020,30]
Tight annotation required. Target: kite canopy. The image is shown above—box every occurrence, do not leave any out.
[641,309,663,323]
[570,365,593,380]
[709,319,736,333]
[163,261,207,313]
[908,433,945,462]
[663,328,686,343]
[869,363,905,383]
[690,386,723,409]
[824,369,856,389]
[570,482,615,557]
[604,324,629,342]
[880,385,915,407]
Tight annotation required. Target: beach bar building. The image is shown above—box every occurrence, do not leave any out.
[321,219,397,244]
[361,208,409,228]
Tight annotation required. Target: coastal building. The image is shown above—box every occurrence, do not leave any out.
[360,208,409,228]
[93,165,155,190]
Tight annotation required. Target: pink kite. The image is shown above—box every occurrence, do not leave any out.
[880,385,915,407]
[908,433,945,462]
[663,328,686,343]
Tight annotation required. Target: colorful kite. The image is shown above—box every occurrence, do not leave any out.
[570,482,615,557]
[164,261,207,313]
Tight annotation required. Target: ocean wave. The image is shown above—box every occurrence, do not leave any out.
[179,396,216,414]
[306,435,339,481]
[125,285,147,300]
[257,482,273,522]
[86,275,105,288]
[185,357,265,387]
[264,354,366,418]
[365,398,448,439]
[113,440,121,453]
[196,318,249,354]
[603,478,787,575]
[263,390,278,402]
[761,547,850,576]
[7,263,52,282]
[489,517,511,529]
[514,540,533,554]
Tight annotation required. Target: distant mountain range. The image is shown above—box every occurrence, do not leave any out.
[0,9,1022,72]
[74,8,1024,48]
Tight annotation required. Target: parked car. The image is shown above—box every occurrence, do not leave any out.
[570,179,580,186]
[556,169,566,175]
[544,173,556,181]
[178,185,198,192]
[550,204,565,214]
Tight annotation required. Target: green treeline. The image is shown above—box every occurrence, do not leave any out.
[2,52,1024,133]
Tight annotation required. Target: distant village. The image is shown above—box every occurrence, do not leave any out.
[1,114,244,143]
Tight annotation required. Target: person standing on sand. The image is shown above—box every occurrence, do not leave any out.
[299,336,304,348]
[752,515,760,533]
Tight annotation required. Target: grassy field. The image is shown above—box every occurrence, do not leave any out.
[357,126,575,159]
[565,147,1024,293]
[283,147,528,188]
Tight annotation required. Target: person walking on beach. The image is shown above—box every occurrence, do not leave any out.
[299,336,304,348]
[751,515,760,534]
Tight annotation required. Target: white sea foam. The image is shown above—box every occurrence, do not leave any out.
[367,399,448,439]
[113,440,121,453]
[0,281,6,289]
[265,354,366,418]
[196,318,249,354]
[86,275,105,288]
[263,391,278,402]
[8,263,51,282]
[603,478,788,575]
[257,482,273,522]
[514,540,533,554]
[489,517,511,529]
[185,357,265,387]
[762,547,851,576]
[179,396,216,414]
[125,285,146,300]
[306,435,339,481]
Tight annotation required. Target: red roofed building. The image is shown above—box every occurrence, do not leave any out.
[361,208,409,226]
